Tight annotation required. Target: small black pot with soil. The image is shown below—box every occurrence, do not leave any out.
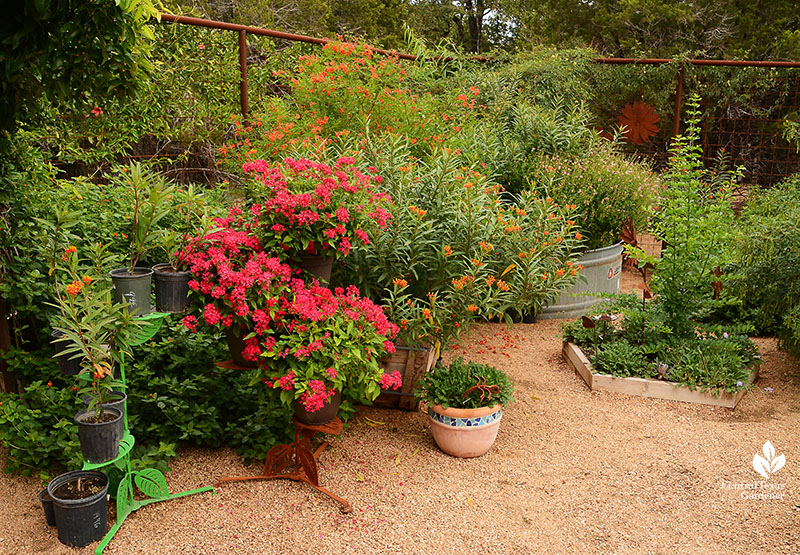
[152,263,192,313]
[75,407,122,464]
[47,470,109,547]
[82,390,127,423]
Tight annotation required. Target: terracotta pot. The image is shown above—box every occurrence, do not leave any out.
[428,403,503,458]
[293,390,342,425]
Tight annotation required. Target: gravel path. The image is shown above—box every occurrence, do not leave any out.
[5,315,799,554]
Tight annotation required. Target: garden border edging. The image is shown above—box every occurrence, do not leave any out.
[562,341,757,409]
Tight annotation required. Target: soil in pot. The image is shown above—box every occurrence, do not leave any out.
[82,390,127,422]
[48,470,109,547]
[152,263,191,313]
[75,407,122,463]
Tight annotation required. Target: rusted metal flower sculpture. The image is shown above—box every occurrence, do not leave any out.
[617,102,660,144]
[462,376,501,402]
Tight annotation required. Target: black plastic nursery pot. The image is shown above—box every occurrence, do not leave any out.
[225,327,259,368]
[152,263,191,313]
[47,470,109,547]
[296,254,334,285]
[38,487,56,526]
[75,407,122,464]
[50,329,82,376]
[82,390,127,423]
[109,267,153,315]
[293,390,342,425]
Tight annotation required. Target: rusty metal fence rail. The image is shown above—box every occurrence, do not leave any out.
[155,14,800,187]
[39,13,800,188]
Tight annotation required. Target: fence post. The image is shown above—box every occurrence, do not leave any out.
[238,29,249,122]
[672,65,685,137]
[0,298,16,393]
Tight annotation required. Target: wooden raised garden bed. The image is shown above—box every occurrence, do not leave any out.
[562,341,757,409]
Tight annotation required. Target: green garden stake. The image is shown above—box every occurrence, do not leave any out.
[78,312,216,555]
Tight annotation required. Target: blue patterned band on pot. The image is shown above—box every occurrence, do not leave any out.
[428,409,502,428]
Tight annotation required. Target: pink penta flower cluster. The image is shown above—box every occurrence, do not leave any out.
[179,161,402,413]
[177,209,294,362]
[242,157,392,259]
[261,283,401,411]
[379,371,402,391]
[298,380,337,412]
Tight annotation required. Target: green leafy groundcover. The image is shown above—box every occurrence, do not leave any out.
[562,295,760,394]
[0,318,297,477]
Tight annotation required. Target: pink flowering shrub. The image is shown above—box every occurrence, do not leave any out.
[177,207,294,362]
[243,156,392,262]
[179,200,401,413]
[256,283,402,412]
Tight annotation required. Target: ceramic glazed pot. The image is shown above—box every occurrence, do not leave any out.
[428,404,503,458]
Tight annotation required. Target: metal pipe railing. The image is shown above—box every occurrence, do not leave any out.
[158,13,800,132]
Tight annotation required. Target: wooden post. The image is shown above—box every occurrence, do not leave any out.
[0,298,16,393]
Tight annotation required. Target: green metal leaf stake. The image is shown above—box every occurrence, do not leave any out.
[80,312,215,554]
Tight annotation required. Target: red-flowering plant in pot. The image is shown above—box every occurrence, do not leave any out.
[253,282,403,424]
[177,207,295,367]
[242,156,392,283]
[49,244,139,464]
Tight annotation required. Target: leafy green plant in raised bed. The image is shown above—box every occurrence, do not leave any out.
[595,341,654,378]
[562,95,760,394]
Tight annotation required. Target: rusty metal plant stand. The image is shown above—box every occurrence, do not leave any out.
[215,416,351,513]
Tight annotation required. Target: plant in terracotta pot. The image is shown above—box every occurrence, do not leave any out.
[109,162,175,315]
[242,156,392,283]
[50,244,139,463]
[253,282,402,424]
[415,357,514,458]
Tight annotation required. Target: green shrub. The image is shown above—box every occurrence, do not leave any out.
[727,177,800,357]
[527,143,659,250]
